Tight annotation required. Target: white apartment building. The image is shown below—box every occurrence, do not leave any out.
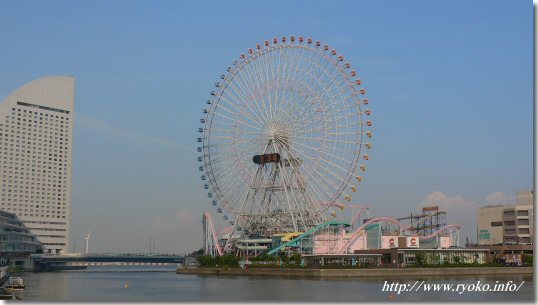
[0,76,73,254]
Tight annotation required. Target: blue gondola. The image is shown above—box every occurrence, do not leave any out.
[223,215,228,220]
[200,118,205,124]
[197,137,202,142]
[198,128,203,133]
[197,147,202,152]
[204,184,209,189]
[197,156,203,162]
[217,208,222,213]
[208,192,213,198]
[212,200,217,206]
[201,175,206,180]
[202,109,208,114]
[206,99,211,105]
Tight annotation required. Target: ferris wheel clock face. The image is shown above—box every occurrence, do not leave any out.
[197,36,372,233]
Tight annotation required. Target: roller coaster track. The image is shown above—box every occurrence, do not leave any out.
[202,212,223,256]
[318,203,370,229]
[338,217,462,254]
[218,226,232,236]
[205,212,461,257]
[267,220,350,255]
[412,224,462,240]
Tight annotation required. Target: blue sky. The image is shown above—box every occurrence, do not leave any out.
[0,1,532,253]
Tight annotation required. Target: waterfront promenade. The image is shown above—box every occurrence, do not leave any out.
[177,267,533,278]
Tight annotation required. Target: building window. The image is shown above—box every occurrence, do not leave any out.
[517,210,529,216]
[518,219,529,226]
[518,228,530,234]
[503,210,515,217]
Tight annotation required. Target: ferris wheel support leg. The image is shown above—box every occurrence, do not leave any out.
[223,157,267,253]
[276,156,299,232]
[282,141,322,228]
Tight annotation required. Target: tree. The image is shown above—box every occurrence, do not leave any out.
[415,253,425,266]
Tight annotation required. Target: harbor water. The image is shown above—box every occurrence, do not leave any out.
[15,265,534,302]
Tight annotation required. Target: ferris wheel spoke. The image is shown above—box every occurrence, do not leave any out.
[288,50,339,101]
[276,137,335,214]
[218,88,268,128]
[215,175,248,210]
[226,63,268,126]
[211,111,260,130]
[212,172,249,199]
[275,46,304,123]
[269,46,282,122]
[252,46,275,123]
[286,143,358,164]
[208,119,257,133]
[281,52,332,110]
[283,140,346,196]
[296,102,360,127]
[233,58,273,124]
[288,144,352,189]
[214,93,265,129]
[205,127,264,138]
[293,135,358,146]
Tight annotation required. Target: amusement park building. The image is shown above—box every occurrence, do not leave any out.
[477,189,533,245]
[0,76,74,254]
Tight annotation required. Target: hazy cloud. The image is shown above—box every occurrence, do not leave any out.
[485,191,515,205]
[176,208,196,224]
[151,216,171,230]
[76,112,190,151]
[417,191,517,243]
[419,191,478,212]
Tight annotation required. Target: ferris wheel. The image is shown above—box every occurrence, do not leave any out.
[197,36,372,243]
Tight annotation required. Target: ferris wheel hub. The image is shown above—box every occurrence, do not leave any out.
[264,121,289,144]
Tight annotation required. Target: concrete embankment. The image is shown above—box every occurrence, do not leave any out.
[177,267,533,277]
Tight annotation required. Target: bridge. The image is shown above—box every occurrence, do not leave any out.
[30,253,184,272]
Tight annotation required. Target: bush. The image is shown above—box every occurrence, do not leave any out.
[197,255,239,268]
[522,254,533,266]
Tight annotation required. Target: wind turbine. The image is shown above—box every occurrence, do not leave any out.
[84,231,91,254]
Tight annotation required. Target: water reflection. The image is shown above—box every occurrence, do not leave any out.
[18,266,534,302]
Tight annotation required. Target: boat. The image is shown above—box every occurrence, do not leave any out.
[5,277,25,290]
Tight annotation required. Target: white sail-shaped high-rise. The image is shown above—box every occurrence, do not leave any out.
[0,76,74,254]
